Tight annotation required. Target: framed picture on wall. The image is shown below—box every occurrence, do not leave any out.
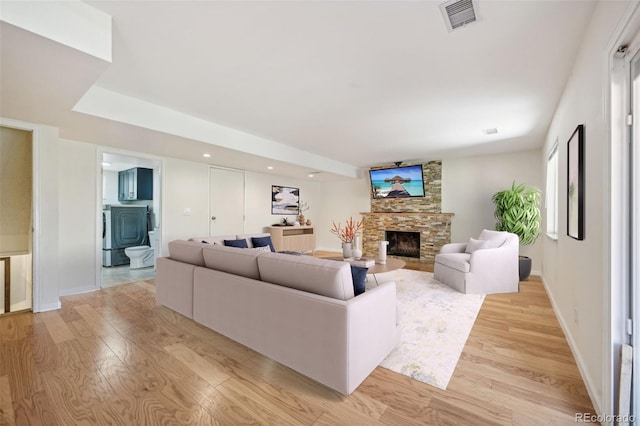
[271,185,299,215]
[567,124,584,240]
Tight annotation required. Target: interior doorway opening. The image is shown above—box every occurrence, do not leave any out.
[0,126,33,315]
[100,152,162,288]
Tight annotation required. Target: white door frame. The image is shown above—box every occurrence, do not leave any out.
[0,117,40,312]
[95,147,164,288]
[608,2,640,421]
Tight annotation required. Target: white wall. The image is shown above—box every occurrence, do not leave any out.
[541,0,632,417]
[160,160,327,255]
[442,149,543,273]
[161,158,210,254]
[316,177,371,252]
[58,138,98,295]
[34,124,61,311]
[244,171,323,234]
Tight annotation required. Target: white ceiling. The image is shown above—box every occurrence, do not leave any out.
[1,1,597,181]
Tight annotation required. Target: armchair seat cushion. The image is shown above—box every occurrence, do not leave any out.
[434,253,471,273]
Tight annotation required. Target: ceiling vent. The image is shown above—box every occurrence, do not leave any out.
[440,0,478,32]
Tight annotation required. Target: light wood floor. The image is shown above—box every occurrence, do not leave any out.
[0,257,595,425]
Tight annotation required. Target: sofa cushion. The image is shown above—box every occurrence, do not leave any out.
[168,240,206,266]
[203,244,263,280]
[189,235,236,246]
[350,265,367,296]
[257,253,355,300]
[237,233,271,248]
[224,238,249,248]
[435,253,471,273]
[251,235,275,252]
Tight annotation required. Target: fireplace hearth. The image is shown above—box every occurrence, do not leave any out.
[385,231,420,258]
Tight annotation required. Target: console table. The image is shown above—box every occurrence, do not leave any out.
[267,226,316,253]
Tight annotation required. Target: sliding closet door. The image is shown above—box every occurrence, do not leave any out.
[0,126,33,314]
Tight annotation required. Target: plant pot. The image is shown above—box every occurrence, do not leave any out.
[519,256,532,281]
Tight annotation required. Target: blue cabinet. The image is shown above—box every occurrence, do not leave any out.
[118,167,153,201]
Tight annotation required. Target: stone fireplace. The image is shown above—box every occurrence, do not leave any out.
[386,231,420,258]
[361,161,453,264]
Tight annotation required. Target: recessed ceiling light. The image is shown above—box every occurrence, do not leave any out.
[267,166,274,170]
[483,128,498,135]
[203,153,211,158]
[308,173,315,178]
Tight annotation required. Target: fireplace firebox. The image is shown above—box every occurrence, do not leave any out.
[385,231,420,258]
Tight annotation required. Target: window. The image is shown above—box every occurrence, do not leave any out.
[545,142,559,239]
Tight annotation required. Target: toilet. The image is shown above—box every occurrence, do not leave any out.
[124,230,156,269]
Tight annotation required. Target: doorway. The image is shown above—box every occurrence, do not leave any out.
[0,126,33,315]
[100,152,162,288]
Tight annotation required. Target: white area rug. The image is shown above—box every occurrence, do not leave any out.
[372,269,485,390]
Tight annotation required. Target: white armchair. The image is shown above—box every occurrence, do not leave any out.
[434,229,519,294]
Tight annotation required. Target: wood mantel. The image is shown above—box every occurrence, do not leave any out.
[360,212,454,216]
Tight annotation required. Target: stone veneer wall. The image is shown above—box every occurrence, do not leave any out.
[363,161,453,264]
[370,161,442,213]
[361,212,453,264]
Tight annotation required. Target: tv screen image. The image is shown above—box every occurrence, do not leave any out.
[369,164,425,198]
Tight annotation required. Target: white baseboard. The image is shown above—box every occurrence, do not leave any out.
[59,285,99,297]
[35,301,61,312]
[541,276,602,418]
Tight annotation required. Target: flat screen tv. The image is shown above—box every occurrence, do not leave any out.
[369,164,425,199]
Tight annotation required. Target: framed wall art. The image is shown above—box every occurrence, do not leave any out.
[567,124,584,240]
[271,185,299,215]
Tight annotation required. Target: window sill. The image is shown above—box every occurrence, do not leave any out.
[545,232,558,241]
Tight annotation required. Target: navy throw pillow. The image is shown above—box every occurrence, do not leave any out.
[223,239,249,248]
[251,236,275,252]
[350,265,368,296]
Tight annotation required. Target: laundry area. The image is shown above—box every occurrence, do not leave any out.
[101,153,161,287]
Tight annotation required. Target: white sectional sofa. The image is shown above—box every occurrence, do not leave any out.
[155,235,398,395]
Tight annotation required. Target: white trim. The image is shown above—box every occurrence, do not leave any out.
[59,286,99,297]
[542,276,602,416]
[96,146,164,288]
[95,149,103,290]
[606,1,640,421]
[0,117,43,313]
[38,301,62,312]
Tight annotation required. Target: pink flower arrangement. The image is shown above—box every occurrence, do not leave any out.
[330,216,363,244]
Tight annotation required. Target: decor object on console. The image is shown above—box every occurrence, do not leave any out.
[298,201,309,225]
[434,229,519,294]
[330,216,363,258]
[491,181,541,280]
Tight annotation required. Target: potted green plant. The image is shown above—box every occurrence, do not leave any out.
[491,181,541,281]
